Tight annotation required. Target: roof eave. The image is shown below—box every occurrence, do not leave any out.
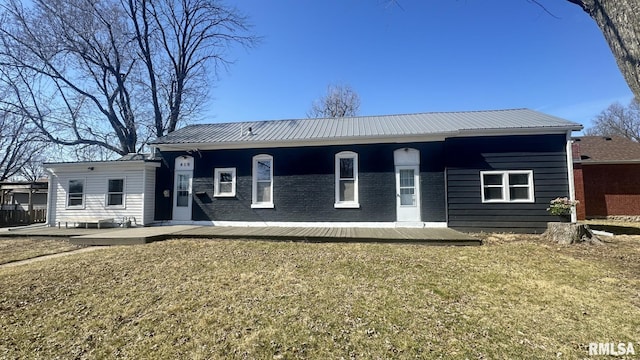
[44,159,161,170]
[456,125,582,136]
[152,132,455,151]
[153,125,581,151]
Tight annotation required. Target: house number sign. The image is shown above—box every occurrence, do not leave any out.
[176,156,194,171]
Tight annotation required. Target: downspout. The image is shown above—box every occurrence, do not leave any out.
[565,131,577,223]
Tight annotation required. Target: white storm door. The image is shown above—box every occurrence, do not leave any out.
[173,170,192,221]
[396,165,421,222]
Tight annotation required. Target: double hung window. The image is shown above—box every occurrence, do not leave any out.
[106,178,125,207]
[481,170,534,203]
[67,179,84,208]
[335,151,359,208]
[252,155,273,208]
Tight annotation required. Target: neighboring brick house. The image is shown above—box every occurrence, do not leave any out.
[573,136,640,220]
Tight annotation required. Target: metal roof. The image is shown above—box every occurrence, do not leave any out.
[44,153,158,168]
[151,109,582,147]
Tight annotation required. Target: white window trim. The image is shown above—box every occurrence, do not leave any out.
[334,151,360,208]
[214,168,237,197]
[105,178,126,209]
[66,178,86,209]
[251,154,274,208]
[480,170,534,203]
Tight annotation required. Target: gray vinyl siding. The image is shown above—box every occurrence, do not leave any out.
[446,134,570,233]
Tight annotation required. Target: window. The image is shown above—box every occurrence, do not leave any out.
[67,179,84,208]
[214,168,236,197]
[106,179,125,207]
[481,170,534,203]
[252,155,273,208]
[335,151,359,208]
[176,173,190,207]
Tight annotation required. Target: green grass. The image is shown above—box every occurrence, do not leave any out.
[0,237,80,265]
[0,235,638,359]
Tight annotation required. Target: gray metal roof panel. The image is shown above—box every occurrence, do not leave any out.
[150,109,581,145]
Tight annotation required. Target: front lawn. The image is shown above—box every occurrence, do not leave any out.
[0,237,80,265]
[0,235,638,359]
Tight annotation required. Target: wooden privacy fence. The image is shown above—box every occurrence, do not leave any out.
[0,209,47,227]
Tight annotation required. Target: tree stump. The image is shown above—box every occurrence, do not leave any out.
[543,222,604,245]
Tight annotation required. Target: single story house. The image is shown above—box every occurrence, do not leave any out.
[44,154,160,227]
[148,109,582,233]
[573,135,640,220]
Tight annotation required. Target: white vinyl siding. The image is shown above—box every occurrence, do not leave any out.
[480,170,534,203]
[48,162,159,226]
[142,167,156,225]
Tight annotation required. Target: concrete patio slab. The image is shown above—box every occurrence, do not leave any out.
[69,225,200,245]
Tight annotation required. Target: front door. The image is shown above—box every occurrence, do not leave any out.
[396,165,421,222]
[173,156,194,221]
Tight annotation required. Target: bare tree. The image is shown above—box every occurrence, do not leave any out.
[308,84,361,118]
[18,157,48,183]
[0,109,46,182]
[584,98,640,141]
[0,0,256,158]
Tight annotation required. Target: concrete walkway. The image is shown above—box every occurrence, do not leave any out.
[1,225,481,246]
[0,247,104,269]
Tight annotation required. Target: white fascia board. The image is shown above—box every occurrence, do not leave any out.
[455,126,582,137]
[45,160,161,173]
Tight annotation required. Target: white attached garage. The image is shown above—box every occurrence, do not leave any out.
[45,155,160,227]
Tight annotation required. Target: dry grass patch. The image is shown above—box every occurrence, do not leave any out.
[0,236,638,359]
[0,237,80,265]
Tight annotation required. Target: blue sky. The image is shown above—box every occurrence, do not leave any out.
[204,0,633,130]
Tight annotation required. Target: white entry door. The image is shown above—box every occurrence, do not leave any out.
[395,165,421,222]
[173,156,194,221]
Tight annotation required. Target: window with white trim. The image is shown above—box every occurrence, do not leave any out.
[67,179,84,208]
[252,155,273,208]
[214,168,236,197]
[335,151,359,208]
[106,178,125,207]
[481,170,534,203]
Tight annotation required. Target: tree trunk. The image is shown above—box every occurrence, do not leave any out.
[567,0,640,99]
[543,222,604,245]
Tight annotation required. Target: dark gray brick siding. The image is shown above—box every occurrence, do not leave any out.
[155,142,447,223]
